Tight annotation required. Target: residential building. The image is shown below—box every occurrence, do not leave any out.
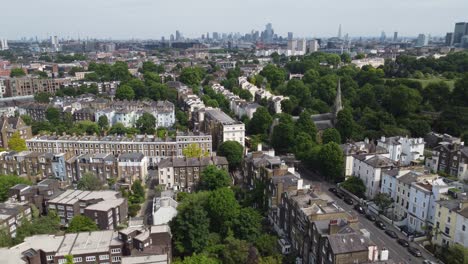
[0,224,172,264]
[26,132,212,165]
[47,189,127,229]
[157,156,228,192]
[118,153,149,183]
[425,141,468,181]
[377,136,425,165]
[8,179,61,214]
[152,194,178,225]
[197,107,245,148]
[308,39,319,53]
[0,202,31,237]
[352,154,396,198]
[0,115,32,149]
[5,77,71,97]
[340,139,388,177]
[433,197,468,247]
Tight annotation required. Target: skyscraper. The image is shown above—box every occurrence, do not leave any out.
[288,32,293,41]
[393,32,398,42]
[264,23,274,43]
[175,30,181,41]
[0,39,8,51]
[453,22,468,45]
[338,24,342,39]
[415,34,428,47]
[287,39,297,51]
[380,31,386,42]
[308,39,319,53]
[445,32,453,46]
[297,39,306,54]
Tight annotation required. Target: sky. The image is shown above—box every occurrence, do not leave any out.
[1,0,467,40]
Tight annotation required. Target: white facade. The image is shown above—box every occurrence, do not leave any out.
[308,39,319,53]
[222,123,245,146]
[455,211,468,247]
[0,39,8,51]
[352,155,395,198]
[377,136,425,166]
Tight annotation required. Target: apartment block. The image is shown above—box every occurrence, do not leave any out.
[433,197,468,247]
[26,132,212,165]
[157,156,228,192]
[340,139,389,177]
[425,141,468,181]
[8,179,61,214]
[5,77,71,97]
[0,202,31,237]
[352,154,397,198]
[47,190,127,229]
[0,224,171,264]
[377,136,425,166]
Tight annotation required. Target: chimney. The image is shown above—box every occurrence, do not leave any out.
[381,136,386,143]
[347,213,359,230]
[328,219,340,235]
[257,143,263,152]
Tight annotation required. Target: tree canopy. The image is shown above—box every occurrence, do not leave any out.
[217,141,244,170]
[67,215,98,233]
[199,165,230,191]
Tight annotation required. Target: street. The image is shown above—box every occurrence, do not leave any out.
[298,166,440,264]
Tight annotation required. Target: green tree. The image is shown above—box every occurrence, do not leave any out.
[34,92,52,103]
[374,193,393,214]
[10,68,26,77]
[183,143,208,158]
[217,141,244,170]
[108,123,127,135]
[174,254,220,264]
[8,131,27,151]
[136,112,156,134]
[98,115,109,132]
[220,236,250,264]
[127,79,147,99]
[452,74,468,107]
[20,115,32,126]
[271,119,295,153]
[318,142,344,182]
[255,234,279,257]
[199,165,231,191]
[322,128,342,144]
[115,85,135,100]
[67,215,98,233]
[111,61,132,82]
[238,89,253,101]
[340,177,366,198]
[144,72,161,84]
[171,202,210,254]
[260,64,286,88]
[335,108,355,142]
[383,85,422,116]
[232,207,261,242]
[248,107,272,135]
[77,172,102,191]
[131,179,145,201]
[180,67,205,86]
[0,175,31,202]
[46,107,61,125]
[296,110,317,141]
[206,187,240,234]
[444,244,468,264]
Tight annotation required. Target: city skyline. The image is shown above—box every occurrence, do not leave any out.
[1,0,467,40]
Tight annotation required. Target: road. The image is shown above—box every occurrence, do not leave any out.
[297,166,440,264]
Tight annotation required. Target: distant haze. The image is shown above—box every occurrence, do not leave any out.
[2,0,467,39]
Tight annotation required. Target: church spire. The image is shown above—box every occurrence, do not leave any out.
[333,79,343,119]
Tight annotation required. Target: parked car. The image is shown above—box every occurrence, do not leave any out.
[408,246,422,257]
[335,192,344,199]
[375,220,386,230]
[423,260,437,264]
[344,197,354,205]
[397,238,409,247]
[328,187,337,194]
[385,230,398,238]
[366,214,376,221]
[354,204,365,214]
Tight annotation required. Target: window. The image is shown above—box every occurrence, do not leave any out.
[112,256,121,262]
[445,227,450,234]
[100,254,110,260]
[85,256,96,262]
[463,225,466,232]
[46,255,54,261]
[73,257,82,262]
[448,217,451,223]
[111,248,121,254]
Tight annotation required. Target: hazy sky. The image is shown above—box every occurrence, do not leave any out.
[2,0,467,39]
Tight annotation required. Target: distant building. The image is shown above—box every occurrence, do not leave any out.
[377,136,425,166]
[425,141,468,181]
[197,108,245,148]
[415,34,428,47]
[0,39,8,51]
[445,32,454,46]
[308,39,319,53]
[453,22,468,45]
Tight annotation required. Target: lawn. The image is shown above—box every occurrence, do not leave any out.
[406,77,456,90]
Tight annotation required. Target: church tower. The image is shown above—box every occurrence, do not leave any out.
[332,79,343,124]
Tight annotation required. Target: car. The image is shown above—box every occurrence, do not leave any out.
[328,187,337,194]
[397,238,409,247]
[354,204,365,214]
[375,220,386,230]
[408,246,422,257]
[385,230,398,238]
[344,197,354,205]
[335,192,344,199]
[366,214,376,221]
[423,260,437,264]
